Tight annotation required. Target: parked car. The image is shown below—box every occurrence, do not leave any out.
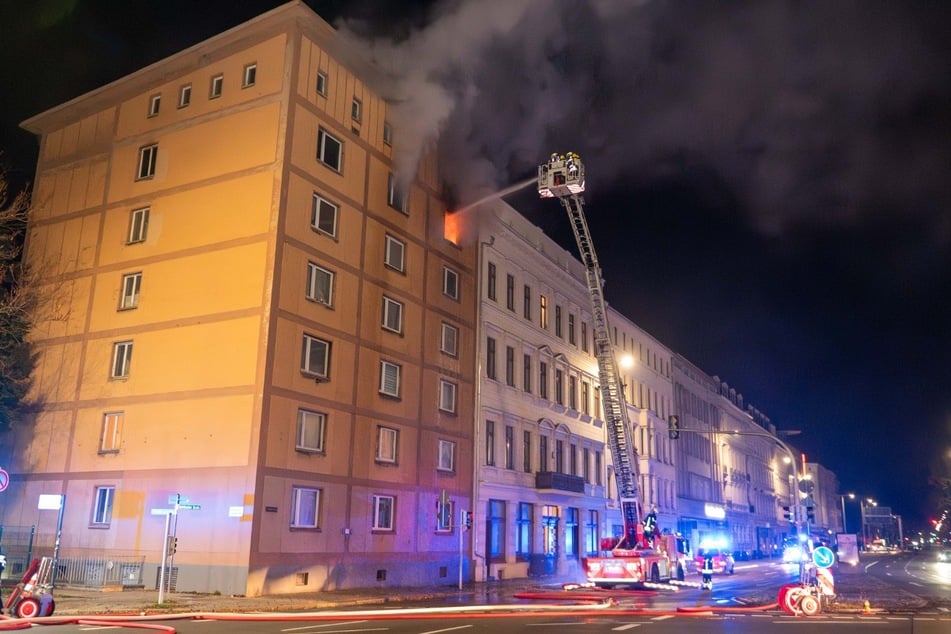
[695,548,735,574]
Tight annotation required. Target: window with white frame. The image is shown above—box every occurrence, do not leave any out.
[372,494,395,530]
[387,172,408,213]
[439,379,457,413]
[148,94,161,117]
[119,272,142,310]
[306,262,334,307]
[437,439,455,472]
[296,409,326,453]
[383,120,392,145]
[379,360,400,397]
[384,234,405,272]
[243,63,257,87]
[290,486,320,528]
[317,127,342,171]
[316,71,327,96]
[376,426,398,463]
[381,296,403,334]
[210,73,223,98]
[111,341,133,379]
[301,334,330,379]
[311,192,338,238]
[351,97,362,122]
[436,498,453,532]
[443,266,459,300]
[100,412,122,453]
[440,322,458,357]
[178,84,191,108]
[136,144,157,180]
[92,485,115,525]
[128,206,149,243]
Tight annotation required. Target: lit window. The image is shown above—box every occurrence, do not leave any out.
[311,193,338,238]
[376,426,398,463]
[148,94,161,117]
[387,172,408,213]
[383,121,392,145]
[178,84,191,108]
[296,409,326,453]
[351,97,362,122]
[317,127,342,171]
[372,494,395,530]
[128,207,149,243]
[443,267,459,300]
[291,486,320,528]
[210,74,223,98]
[384,234,405,272]
[301,334,330,380]
[316,71,327,96]
[119,272,141,310]
[111,341,133,379]
[439,379,457,413]
[136,144,157,180]
[382,296,403,334]
[306,262,334,307]
[92,486,115,525]
[243,63,257,87]
[440,322,458,357]
[539,295,549,329]
[438,439,455,472]
[100,412,122,453]
[379,360,401,397]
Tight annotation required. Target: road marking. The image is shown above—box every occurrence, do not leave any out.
[279,624,373,633]
[418,626,472,634]
[651,615,674,621]
[611,624,642,630]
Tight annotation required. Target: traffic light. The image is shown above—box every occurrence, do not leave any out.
[167,535,178,556]
[806,506,815,523]
[667,415,680,440]
[782,506,794,523]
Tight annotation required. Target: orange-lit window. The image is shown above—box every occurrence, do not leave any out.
[100,412,122,454]
[209,74,223,98]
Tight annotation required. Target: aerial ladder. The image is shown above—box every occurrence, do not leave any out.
[538,153,679,585]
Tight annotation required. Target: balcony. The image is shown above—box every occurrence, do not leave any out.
[535,471,585,493]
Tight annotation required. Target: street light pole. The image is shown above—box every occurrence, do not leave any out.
[840,495,847,533]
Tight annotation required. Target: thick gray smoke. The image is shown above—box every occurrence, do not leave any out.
[341,0,951,240]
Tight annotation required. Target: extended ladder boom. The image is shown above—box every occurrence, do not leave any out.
[538,153,642,548]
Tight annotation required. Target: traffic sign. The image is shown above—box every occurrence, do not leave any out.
[178,503,201,510]
[813,545,835,568]
[0,468,8,492]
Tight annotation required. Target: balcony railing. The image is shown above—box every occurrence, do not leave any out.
[535,471,585,493]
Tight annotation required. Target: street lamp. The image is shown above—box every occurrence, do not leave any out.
[839,492,855,533]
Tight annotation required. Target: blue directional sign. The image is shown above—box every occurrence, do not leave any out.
[813,545,835,568]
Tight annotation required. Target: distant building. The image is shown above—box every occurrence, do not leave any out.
[4,2,474,595]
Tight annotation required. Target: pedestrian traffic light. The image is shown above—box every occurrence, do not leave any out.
[782,506,793,522]
[167,535,178,556]
[806,506,815,523]
[667,414,680,440]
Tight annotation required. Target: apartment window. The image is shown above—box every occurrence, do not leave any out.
[504,425,514,470]
[516,502,533,562]
[568,314,576,345]
[487,499,506,561]
[387,172,408,213]
[317,127,342,171]
[111,341,133,379]
[570,443,578,475]
[539,295,549,329]
[379,360,401,397]
[296,409,326,453]
[440,322,459,357]
[311,193,338,238]
[291,486,320,528]
[128,206,149,243]
[381,296,403,334]
[523,285,532,320]
[485,336,496,380]
[92,486,115,525]
[585,510,599,555]
[583,447,591,482]
[506,274,515,311]
[581,322,588,352]
[437,439,455,472]
[522,354,532,393]
[210,74,223,98]
[582,381,590,415]
[555,305,563,337]
[436,498,454,532]
[368,429,397,471]
[505,346,515,387]
[443,267,459,300]
[382,120,393,145]
[384,234,405,272]
[119,272,142,310]
[243,63,257,87]
[178,84,191,108]
[316,71,327,96]
[301,334,330,379]
[523,431,532,473]
[566,507,580,558]
[136,144,157,180]
[351,97,362,122]
[555,439,564,473]
[100,412,122,453]
[595,451,603,485]
[485,420,496,466]
[372,495,395,531]
[555,369,564,405]
[148,94,161,117]
[439,379,457,413]
[539,435,549,472]
[306,262,334,307]
[539,361,548,400]
[486,262,497,301]
[569,375,577,410]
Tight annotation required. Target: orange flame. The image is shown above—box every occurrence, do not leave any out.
[444,211,460,245]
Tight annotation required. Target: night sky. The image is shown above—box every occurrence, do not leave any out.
[2,1,949,531]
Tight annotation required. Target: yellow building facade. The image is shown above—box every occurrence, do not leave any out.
[2,2,475,595]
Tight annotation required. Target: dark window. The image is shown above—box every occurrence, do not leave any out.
[522,354,532,393]
[487,262,496,301]
[487,499,506,562]
[523,431,532,473]
[486,337,497,380]
[506,274,515,311]
[505,346,515,387]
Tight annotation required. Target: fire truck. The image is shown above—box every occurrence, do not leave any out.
[538,153,680,586]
